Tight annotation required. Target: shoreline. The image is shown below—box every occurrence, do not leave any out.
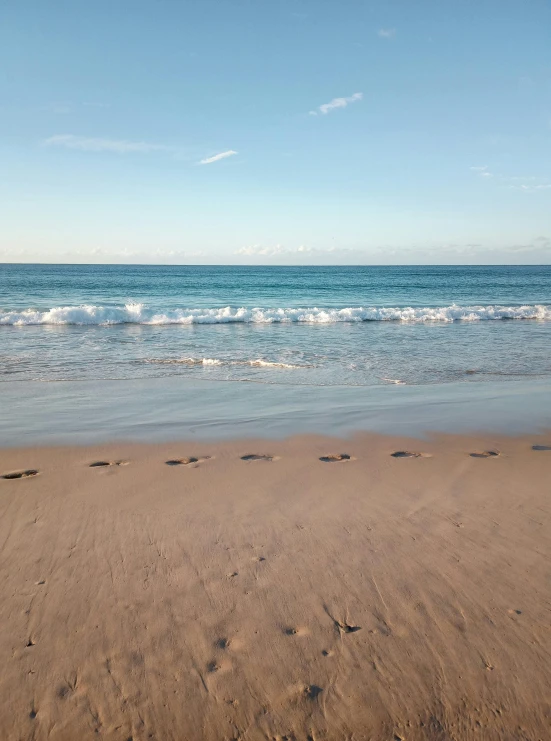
[2,427,551,457]
[1,431,550,740]
[2,375,551,448]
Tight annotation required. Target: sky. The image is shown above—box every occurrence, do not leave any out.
[1,0,550,265]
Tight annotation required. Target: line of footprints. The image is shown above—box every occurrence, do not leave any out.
[1,445,550,480]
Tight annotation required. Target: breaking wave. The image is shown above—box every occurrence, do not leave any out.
[144,357,305,369]
[2,303,551,326]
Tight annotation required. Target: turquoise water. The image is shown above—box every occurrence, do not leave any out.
[1,264,550,444]
[1,264,551,386]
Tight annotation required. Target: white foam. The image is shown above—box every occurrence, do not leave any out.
[247,359,302,368]
[144,357,222,365]
[145,357,304,369]
[1,303,551,325]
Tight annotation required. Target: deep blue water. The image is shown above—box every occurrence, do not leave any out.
[1,264,551,387]
[2,264,551,309]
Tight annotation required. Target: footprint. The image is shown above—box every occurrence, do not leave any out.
[324,605,361,634]
[240,454,276,462]
[391,451,424,458]
[470,450,500,458]
[337,621,362,634]
[284,626,309,637]
[303,685,323,700]
[1,469,39,480]
[207,658,231,674]
[532,445,551,451]
[165,456,211,466]
[89,460,128,468]
[319,453,353,463]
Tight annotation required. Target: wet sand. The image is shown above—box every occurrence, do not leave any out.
[1,432,550,740]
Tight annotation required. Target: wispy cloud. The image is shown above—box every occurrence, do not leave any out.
[236,244,309,257]
[6,237,551,265]
[234,244,354,257]
[309,92,363,116]
[510,182,551,192]
[381,237,551,259]
[199,150,237,165]
[504,175,551,190]
[378,28,396,38]
[470,166,550,190]
[470,165,493,178]
[43,134,168,154]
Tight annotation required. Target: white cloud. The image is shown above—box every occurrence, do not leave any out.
[234,244,354,257]
[235,244,296,257]
[309,92,363,116]
[503,175,551,190]
[43,134,168,154]
[378,28,396,38]
[470,166,550,190]
[63,247,209,262]
[5,237,551,265]
[199,150,238,165]
[470,165,493,177]
[511,183,551,192]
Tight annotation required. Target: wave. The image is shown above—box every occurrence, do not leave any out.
[144,357,305,369]
[151,357,223,366]
[1,302,551,326]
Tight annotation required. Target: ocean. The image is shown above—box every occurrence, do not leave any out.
[1,263,550,444]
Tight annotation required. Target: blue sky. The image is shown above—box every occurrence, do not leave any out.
[1,0,550,264]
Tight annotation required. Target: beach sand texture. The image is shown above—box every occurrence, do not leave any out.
[1,433,550,741]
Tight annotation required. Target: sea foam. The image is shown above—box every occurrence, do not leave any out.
[1,303,550,325]
[144,357,305,369]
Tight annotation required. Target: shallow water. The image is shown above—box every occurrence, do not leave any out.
[1,264,550,444]
[1,264,551,387]
[1,376,550,447]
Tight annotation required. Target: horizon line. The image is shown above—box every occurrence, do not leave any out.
[1,262,550,268]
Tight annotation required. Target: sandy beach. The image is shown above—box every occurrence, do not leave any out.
[1,432,550,741]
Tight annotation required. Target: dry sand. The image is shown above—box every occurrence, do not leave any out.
[1,432,550,741]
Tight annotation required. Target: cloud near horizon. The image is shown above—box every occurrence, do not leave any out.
[377,28,396,38]
[43,134,169,154]
[234,237,551,261]
[309,92,363,116]
[3,236,550,265]
[234,244,355,257]
[200,150,238,165]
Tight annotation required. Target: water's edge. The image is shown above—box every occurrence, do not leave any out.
[1,376,550,447]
